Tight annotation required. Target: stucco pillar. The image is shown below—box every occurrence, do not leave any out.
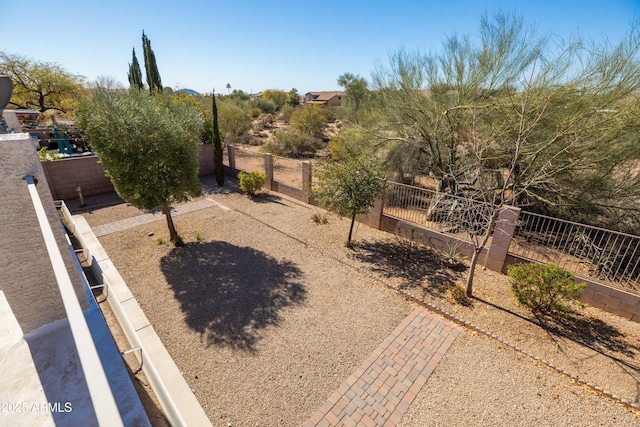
[226,144,236,177]
[264,154,274,190]
[485,206,521,272]
[302,162,312,204]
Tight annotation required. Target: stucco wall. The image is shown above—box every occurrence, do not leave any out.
[0,134,87,333]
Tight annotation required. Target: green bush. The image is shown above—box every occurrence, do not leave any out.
[263,130,323,158]
[508,263,586,316]
[238,171,266,196]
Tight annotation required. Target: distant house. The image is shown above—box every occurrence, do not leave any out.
[304,91,343,107]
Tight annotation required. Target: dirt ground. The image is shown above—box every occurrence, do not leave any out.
[68,178,640,425]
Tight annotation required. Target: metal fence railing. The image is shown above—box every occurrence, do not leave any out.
[383,181,495,244]
[510,211,640,292]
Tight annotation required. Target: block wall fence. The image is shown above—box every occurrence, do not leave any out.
[43,144,640,322]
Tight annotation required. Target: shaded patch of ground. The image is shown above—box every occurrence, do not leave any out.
[160,241,306,352]
[349,238,463,298]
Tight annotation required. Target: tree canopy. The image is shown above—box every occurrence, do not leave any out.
[313,156,385,245]
[0,51,85,114]
[76,89,203,245]
[366,12,640,232]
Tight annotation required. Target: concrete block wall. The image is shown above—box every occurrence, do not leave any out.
[42,155,114,200]
[575,278,640,322]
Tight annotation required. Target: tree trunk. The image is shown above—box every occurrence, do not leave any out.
[347,213,356,246]
[465,248,481,297]
[465,207,501,296]
[163,205,183,246]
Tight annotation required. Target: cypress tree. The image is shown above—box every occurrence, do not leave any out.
[212,89,224,186]
[142,31,163,94]
[127,48,144,90]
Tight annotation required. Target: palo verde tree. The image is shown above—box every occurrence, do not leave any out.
[76,89,203,246]
[370,12,640,295]
[313,155,386,246]
[127,48,144,90]
[0,51,85,114]
[211,89,224,186]
[142,31,163,94]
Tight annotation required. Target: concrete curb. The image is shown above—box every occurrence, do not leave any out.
[69,213,212,427]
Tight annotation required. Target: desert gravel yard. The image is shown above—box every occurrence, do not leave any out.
[74,177,640,426]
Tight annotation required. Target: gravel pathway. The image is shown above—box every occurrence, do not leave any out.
[75,178,640,426]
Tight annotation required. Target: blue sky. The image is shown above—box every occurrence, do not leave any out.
[1,1,638,95]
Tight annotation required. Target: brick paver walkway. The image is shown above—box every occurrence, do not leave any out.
[304,307,462,427]
[92,199,215,237]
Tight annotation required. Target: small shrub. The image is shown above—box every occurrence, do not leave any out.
[238,171,266,196]
[38,146,59,162]
[311,212,329,225]
[448,285,472,306]
[508,263,586,317]
[155,237,165,245]
[194,231,202,241]
[263,130,323,158]
[436,242,466,269]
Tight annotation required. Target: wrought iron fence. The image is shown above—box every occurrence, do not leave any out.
[510,211,640,292]
[383,181,495,244]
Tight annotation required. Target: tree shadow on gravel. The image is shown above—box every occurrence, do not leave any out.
[538,313,640,362]
[160,241,306,352]
[349,238,463,298]
[476,296,639,368]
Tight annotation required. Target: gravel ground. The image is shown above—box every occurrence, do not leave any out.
[73,177,640,426]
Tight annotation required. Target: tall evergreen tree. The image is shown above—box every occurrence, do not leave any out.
[212,89,224,186]
[127,48,144,90]
[142,31,162,94]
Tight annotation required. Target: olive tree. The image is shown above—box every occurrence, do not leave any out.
[76,89,204,246]
[313,156,385,245]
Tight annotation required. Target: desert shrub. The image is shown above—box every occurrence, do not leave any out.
[290,104,327,138]
[508,263,586,316]
[279,104,294,122]
[254,113,276,130]
[238,171,266,196]
[217,99,252,143]
[251,97,276,114]
[311,212,329,225]
[263,130,323,158]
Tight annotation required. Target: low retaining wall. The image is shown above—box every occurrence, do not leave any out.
[65,211,212,427]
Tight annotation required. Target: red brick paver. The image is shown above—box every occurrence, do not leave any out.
[304,307,461,426]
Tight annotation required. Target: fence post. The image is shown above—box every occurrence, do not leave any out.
[302,161,312,204]
[485,205,521,272]
[264,154,274,190]
[226,144,236,177]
